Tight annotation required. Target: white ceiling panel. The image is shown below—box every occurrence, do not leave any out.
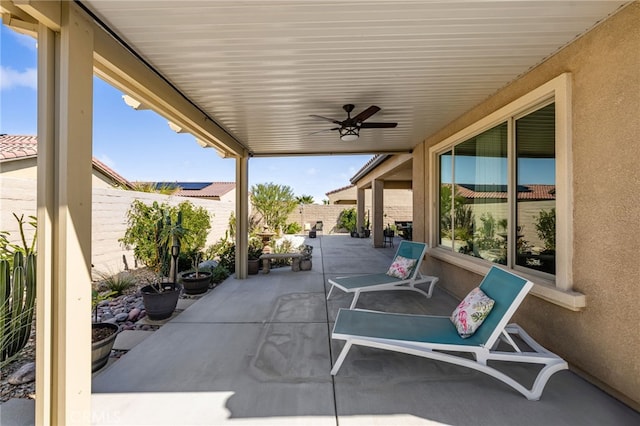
[81,0,630,156]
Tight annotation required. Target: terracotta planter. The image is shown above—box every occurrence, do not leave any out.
[180,271,212,295]
[141,282,181,320]
[91,323,119,372]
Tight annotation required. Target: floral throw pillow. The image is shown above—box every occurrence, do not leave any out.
[386,255,417,280]
[450,287,495,338]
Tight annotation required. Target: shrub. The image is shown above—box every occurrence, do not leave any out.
[248,237,263,260]
[338,207,356,232]
[215,240,236,273]
[534,208,556,252]
[210,264,230,285]
[120,200,211,275]
[283,222,302,234]
[95,270,135,296]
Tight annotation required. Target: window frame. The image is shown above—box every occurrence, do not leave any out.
[428,73,585,310]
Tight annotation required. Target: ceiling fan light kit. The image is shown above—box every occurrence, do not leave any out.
[310,104,397,142]
[339,125,360,142]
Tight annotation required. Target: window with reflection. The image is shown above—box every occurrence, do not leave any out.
[516,103,556,275]
[438,102,555,276]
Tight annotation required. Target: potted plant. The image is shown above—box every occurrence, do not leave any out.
[299,244,313,270]
[247,237,263,275]
[362,210,371,238]
[120,200,212,318]
[91,288,118,372]
[179,253,212,294]
[140,209,183,320]
[383,224,395,238]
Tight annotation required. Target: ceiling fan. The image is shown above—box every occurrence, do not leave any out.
[310,104,397,141]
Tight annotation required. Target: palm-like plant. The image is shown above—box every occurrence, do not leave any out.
[296,195,314,204]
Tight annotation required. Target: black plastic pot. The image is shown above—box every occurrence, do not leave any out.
[248,259,260,275]
[91,322,119,372]
[180,271,212,295]
[141,282,181,320]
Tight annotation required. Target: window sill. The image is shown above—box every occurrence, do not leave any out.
[428,247,586,311]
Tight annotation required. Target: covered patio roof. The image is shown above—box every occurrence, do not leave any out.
[7,0,629,157]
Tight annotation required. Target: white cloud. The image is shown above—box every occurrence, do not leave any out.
[306,167,317,176]
[0,66,37,91]
[9,29,37,51]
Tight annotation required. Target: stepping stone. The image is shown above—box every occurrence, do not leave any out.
[113,330,156,351]
[176,299,197,310]
[135,309,182,326]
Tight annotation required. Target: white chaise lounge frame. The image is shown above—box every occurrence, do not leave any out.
[327,241,439,309]
[330,266,568,400]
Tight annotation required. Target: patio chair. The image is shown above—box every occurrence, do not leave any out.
[327,241,438,309]
[330,266,568,400]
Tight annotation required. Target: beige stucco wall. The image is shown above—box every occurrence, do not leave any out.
[415,3,640,407]
[327,185,413,215]
[286,203,412,235]
[0,176,235,273]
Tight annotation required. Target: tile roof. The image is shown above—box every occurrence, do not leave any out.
[350,154,387,183]
[454,184,555,200]
[0,134,38,160]
[0,134,132,188]
[325,184,354,196]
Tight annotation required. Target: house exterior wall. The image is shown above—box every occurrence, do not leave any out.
[414,3,640,407]
[0,176,235,274]
[0,157,38,179]
[0,157,124,188]
[327,185,413,210]
[219,188,236,203]
[327,186,357,204]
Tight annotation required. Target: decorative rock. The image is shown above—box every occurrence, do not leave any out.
[8,362,36,385]
[100,312,114,321]
[103,317,118,325]
[114,312,129,322]
[128,308,141,321]
[199,260,218,270]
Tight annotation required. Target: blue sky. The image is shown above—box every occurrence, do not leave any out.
[1,24,371,203]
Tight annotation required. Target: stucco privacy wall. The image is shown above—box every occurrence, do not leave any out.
[287,203,412,234]
[0,176,235,273]
[416,3,640,407]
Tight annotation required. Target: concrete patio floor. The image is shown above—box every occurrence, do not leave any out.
[4,235,638,425]
[90,235,639,425]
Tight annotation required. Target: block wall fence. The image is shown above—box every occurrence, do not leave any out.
[1,177,411,273]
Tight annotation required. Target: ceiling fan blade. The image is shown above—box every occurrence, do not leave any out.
[309,115,342,125]
[309,127,339,135]
[360,122,398,128]
[353,105,381,122]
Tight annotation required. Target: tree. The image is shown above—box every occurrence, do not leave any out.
[338,207,357,232]
[296,194,314,204]
[440,185,474,241]
[120,200,211,273]
[534,208,556,252]
[250,183,298,232]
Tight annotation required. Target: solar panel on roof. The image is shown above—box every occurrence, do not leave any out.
[155,182,211,190]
